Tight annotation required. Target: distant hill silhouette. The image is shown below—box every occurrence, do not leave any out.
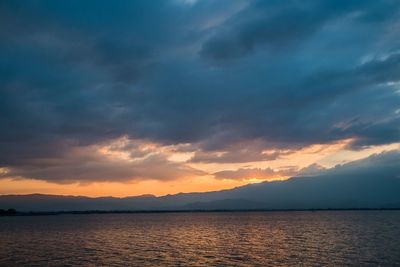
[1,151,399,212]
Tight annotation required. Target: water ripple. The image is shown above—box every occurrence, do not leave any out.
[1,211,400,266]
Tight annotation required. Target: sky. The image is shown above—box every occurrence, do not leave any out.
[0,0,399,197]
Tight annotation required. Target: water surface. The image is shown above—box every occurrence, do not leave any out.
[1,211,400,266]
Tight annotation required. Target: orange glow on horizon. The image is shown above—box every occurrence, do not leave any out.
[1,142,398,197]
[0,177,249,197]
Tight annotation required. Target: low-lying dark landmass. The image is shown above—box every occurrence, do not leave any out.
[1,208,400,217]
[0,209,17,216]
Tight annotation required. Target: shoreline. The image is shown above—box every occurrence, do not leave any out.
[1,208,400,217]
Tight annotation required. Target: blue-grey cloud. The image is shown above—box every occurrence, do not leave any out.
[0,0,400,181]
[0,141,207,183]
[200,0,400,62]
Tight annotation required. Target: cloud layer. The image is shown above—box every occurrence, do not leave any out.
[0,0,399,183]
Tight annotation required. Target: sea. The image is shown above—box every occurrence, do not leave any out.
[0,211,399,266]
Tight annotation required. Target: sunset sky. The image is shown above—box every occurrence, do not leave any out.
[1,0,399,197]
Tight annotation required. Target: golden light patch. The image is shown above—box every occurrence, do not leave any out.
[1,139,398,197]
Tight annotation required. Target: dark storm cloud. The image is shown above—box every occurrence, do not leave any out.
[0,0,400,182]
[0,140,207,183]
[0,153,207,184]
[200,0,399,62]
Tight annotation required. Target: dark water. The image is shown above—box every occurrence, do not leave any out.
[1,211,400,266]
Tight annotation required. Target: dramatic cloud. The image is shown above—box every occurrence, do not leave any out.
[190,140,288,163]
[0,0,399,184]
[0,138,206,183]
[200,0,400,62]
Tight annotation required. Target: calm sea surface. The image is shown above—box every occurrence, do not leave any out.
[0,211,399,266]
